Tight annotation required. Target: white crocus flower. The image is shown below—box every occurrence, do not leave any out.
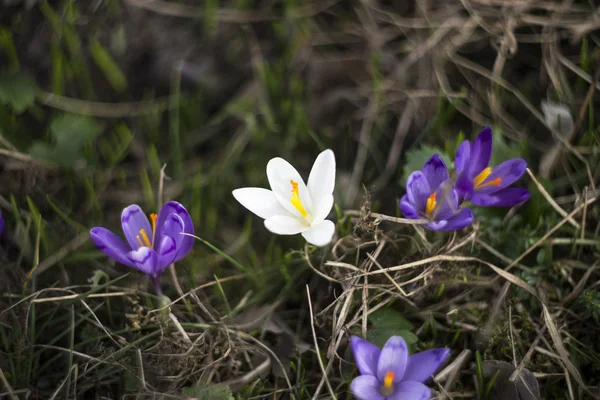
[232,149,336,247]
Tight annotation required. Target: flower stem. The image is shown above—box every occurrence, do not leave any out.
[152,276,163,297]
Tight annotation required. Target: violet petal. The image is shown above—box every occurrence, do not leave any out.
[399,195,420,220]
[350,336,381,377]
[467,127,492,179]
[387,381,432,400]
[157,213,185,261]
[157,234,177,271]
[421,154,449,192]
[350,375,386,400]
[429,184,459,221]
[90,227,136,267]
[403,348,450,383]
[377,336,408,383]
[127,247,159,277]
[428,208,473,231]
[406,171,431,213]
[455,174,474,202]
[471,188,530,207]
[155,201,195,261]
[121,205,153,250]
[476,158,527,194]
[454,140,470,175]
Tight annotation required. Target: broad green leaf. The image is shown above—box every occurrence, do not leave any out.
[0,72,37,113]
[366,308,418,348]
[50,114,103,148]
[29,114,103,166]
[401,145,452,186]
[489,128,521,167]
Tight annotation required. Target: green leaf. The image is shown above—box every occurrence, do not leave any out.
[181,382,234,400]
[0,72,37,113]
[366,308,418,348]
[89,37,127,92]
[489,128,521,167]
[50,114,103,148]
[29,114,103,166]
[401,145,452,186]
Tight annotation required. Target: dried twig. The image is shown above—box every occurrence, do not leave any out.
[306,285,337,400]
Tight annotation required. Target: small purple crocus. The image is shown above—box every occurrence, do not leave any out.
[350,335,450,400]
[400,154,473,231]
[90,201,194,295]
[455,127,530,207]
[0,210,4,236]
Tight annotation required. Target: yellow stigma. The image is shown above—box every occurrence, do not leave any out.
[473,167,502,189]
[383,371,395,389]
[290,180,308,217]
[150,213,158,246]
[139,228,152,248]
[425,192,437,215]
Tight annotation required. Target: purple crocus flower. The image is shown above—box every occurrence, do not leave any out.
[350,335,450,400]
[399,154,473,231]
[90,201,194,295]
[455,127,530,207]
[0,211,4,236]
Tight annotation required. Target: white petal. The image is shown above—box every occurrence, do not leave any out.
[313,194,334,222]
[264,215,310,235]
[266,157,313,217]
[307,149,336,208]
[232,188,291,220]
[302,220,335,246]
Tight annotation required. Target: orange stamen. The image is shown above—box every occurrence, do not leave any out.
[139,229,152,248]
[425,192,437,215]
[136,235,144,247]
[473,167,503,190]
[150,213,158,246]
[290,180,308,217]
[384,371,395,389]
[473,167,492,188]
[477,177,502,189]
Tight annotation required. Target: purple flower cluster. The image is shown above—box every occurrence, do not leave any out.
[350,335,450,400]
[400,127,530,231]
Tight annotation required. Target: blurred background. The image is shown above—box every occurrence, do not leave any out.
[1,0,599,399]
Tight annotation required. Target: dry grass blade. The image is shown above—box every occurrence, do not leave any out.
[542,307,588,394]
[525,168,580,229]
[0,366,19,400]
[40,92,173,117]
[306,285,336,400]
[31,291,132,303]
[168,312,192,345]
[36,232,91,275]
[507,196,596,269]
[345,210,429,225]
[48,364,78,400]
[0,148,57,169]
